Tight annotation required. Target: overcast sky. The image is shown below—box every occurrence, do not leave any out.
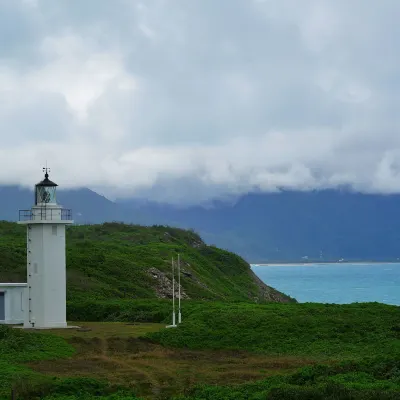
[1,0,400,204]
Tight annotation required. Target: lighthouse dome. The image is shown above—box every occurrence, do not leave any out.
[35,168,58,205]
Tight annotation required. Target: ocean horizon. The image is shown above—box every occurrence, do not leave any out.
[251,262,400,306]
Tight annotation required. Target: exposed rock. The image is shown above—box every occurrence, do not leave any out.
[147,267,190,299]
[146,264,293,303]
[249,269,296,303]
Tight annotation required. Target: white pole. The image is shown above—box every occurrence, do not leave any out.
[178,253,182,324]
[172,256,176,326]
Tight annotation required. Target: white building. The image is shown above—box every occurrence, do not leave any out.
[16,168,74,329]
[0,283,27,324]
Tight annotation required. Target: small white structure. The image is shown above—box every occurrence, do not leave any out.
[17,168,73,329]
[0,283,27,324]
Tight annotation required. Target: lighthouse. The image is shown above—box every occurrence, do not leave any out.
[18,168,73,329]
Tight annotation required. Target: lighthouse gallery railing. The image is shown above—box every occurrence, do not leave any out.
[18,209,73,221]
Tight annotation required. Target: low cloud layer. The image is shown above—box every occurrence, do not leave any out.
[1,0,400,204]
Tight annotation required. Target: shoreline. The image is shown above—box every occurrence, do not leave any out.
[250,261,400,267]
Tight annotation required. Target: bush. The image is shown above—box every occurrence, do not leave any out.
[146,302,400,359]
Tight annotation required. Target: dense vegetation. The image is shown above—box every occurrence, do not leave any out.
[0,324,141,399]
[147,302,400,359]
[1,301,399,399]
[67,298,218,323]
[1,220,399,399]
[0,324,75,399]
[0,221,292,303]
[149,302,400,399]
[179,358,400,400]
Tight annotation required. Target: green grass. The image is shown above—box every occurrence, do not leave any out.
[36,322,165,339]
[0,326,74,363]
[0,221,293,303]
[66,298,243,323]
[1,301,400,399]
[146,302,400,360]
[176,357,400,399]
[42,395,140,400]
[144,302,400,398]
[0,325,75,399]
[0,325,142,400]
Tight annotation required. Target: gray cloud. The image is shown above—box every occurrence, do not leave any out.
[1,0,400,204]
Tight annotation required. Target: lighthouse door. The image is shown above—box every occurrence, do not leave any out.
[0,292,5,321]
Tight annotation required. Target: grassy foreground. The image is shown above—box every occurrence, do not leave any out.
[146,302,400,359]
[1,301,400,399]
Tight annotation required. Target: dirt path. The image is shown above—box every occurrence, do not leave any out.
[29,337,315,398]
[27,322,317,398]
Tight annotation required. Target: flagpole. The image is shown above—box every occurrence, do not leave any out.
[178,253,182,324]
[165,256,177,328]
[172,256,176,326]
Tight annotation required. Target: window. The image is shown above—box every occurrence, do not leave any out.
[52,225,57,236]
[0,292,4,320]
[36,186,57,204]
[34,263,38,274]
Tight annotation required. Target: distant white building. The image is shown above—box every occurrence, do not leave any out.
[0,168,73,328]
[0,283,26,324]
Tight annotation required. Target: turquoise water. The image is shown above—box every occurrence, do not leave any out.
[251,263,400,305]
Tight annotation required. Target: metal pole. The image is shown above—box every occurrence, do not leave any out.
[178,253,182,323]
[172,257,176,326]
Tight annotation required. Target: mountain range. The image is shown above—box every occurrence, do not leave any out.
[1,185,400,262]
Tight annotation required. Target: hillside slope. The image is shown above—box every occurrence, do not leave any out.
[0,221,293,303]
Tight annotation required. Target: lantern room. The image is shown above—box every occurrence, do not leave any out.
[35,168,58,205]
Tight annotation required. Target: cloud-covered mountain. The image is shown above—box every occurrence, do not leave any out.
[3,186,400,263]
[118,190,400,262]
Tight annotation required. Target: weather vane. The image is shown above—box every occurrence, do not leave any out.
[43,161,50,177]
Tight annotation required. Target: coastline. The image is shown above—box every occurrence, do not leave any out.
[250,261,400,267]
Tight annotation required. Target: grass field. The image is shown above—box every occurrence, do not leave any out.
[28,321,311,399]
[34,322,165,339]
[146,302,400,359]
[2,301,400,399]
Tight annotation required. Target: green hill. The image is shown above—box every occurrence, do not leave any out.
[0,221,293,303]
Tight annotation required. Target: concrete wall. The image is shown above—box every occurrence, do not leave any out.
[26,221,67,328]
[0,284,27,324]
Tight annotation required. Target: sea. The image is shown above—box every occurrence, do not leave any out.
[251,263,400,306]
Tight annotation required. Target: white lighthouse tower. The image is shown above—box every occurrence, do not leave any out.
[18,168,73,329]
